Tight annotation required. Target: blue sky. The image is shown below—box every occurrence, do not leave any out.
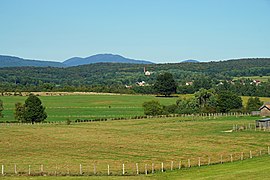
[0,0,269,63]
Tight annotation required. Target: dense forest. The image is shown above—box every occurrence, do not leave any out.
[1,58,270,96]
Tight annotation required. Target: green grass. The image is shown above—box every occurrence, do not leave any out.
[1,156,270,179]
[0,94,191,122]
[0,94,269,122]
[0,115,269,177]
[233,75,270,82]
[150,155,270,180]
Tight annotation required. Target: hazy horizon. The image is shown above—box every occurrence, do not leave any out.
[1,0,269,63]
[1,53,270,64]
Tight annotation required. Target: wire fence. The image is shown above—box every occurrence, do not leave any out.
[0,112,251,125]
[1,147,269,177]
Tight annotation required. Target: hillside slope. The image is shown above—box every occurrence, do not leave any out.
[63,54,153,66]
[0,55,64,67]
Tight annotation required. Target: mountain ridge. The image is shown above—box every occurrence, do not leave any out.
[181,59,200,63]
[63,54,153,66]
[0,54,154,68]
[0,55,64,67]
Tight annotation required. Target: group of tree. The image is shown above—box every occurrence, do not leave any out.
[1,58,270,96]
[143,88,263,116]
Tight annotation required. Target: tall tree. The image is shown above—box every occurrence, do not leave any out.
[246,97,263,112]
[153,72,177,96]
[14,102,25,122]
[216,91,243,113]
[195,88,215,108]
[23,94,47,123]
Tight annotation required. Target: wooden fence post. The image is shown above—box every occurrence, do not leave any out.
[122,164,125,175]
[161,162,164,172]
[145,164,148,175]
[107,165,110,176]
[41,164,44,173]
[208,157,211,165]
[94,164,96,175]
[220,155,223,164]
[1,165,4,175]
[14,164,17,174]
[178,161,181,169]
[260,150,262,156]
[67,165,70,175]
[136,163,139,175]
[171,161,173,170]
[198,157,201,167]
[152,163,154,174]
[80,164,82,175]
[268,146,270,155]
[230,154,233,162]
[250,151,252,158]
[188,159,190,168]
[241,152,243,160]
[28,165,31,175]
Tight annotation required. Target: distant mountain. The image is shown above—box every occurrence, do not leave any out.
[181,59,200,63]
[63,54,154,66]
[0,54,154,67]
[0,55,64,68]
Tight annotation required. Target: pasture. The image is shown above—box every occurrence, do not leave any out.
[0,93,269,122]
[0,115,269,177]
[233,75,270,82]
[1,156,270,180]
[0,94,184,122]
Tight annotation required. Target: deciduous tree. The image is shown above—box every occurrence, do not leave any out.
[154,72,177,96]
[23,94,47,123]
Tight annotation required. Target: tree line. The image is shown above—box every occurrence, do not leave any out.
[0,58,270,95]
[143,88,263,116]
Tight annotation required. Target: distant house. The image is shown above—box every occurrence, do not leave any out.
[259,103,270,116]
[255,118,270,129]
[145,71,151,76]
[125,85,133,89]
[185,82,193,86]
[137,81,146,86]
[250,80,261,86]
[143,67,152,76]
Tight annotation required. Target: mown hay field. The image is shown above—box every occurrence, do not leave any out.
[0,93,269,122]
[0,94,190,122]
[0,115,269,177]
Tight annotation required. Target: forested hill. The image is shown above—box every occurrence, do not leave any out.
[0,55,64,67]
[0,58,270,94]
[63,54,153,66]
[0,54,153,67]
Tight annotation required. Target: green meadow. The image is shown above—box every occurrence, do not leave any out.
[1,156,270,180]
[0,94,269,122]
[0,94,190,122]
[0,115,269,177]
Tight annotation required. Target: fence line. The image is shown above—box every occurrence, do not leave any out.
[233,123,270,132]
[0,112,251,126]
[1,146,269,177]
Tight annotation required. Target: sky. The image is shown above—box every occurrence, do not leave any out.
[0,0,270,63]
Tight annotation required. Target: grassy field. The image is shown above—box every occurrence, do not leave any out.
[0,115,269,177]
[0,93,269,122]
[1,156,270,180]
[0,94,190,122]
[233,75,270,82]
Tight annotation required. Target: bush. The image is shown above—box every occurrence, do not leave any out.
[142,100,164,116]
